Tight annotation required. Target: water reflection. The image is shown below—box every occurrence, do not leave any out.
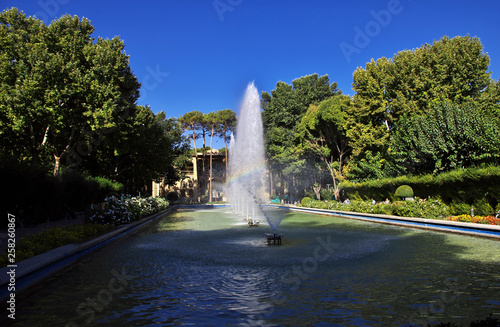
[5,208,500,326]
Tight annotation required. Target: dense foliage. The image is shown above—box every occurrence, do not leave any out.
[390,102,500,175]
[0,8,189,193]
[298,198,450,220]
[262,74,341,198]
[0,167,123,228]
[348,35,492,170]
[339,166,500,215]
[262,35,500,210]
[88,195,169,225]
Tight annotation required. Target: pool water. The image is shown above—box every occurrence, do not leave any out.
[7,208,500,326]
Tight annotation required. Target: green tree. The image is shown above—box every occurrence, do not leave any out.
[0,8,140,175]
[390,101,500,175]
[297,95,352,199]
[216,109,237,179]
[477,78,500,116]
[387,35,491,120]
[204,111,220,202]
[178,110,203,157]
[262,74,340,197]
[349,57,392,160]
[178,110,204,200]
[349,35,493,177]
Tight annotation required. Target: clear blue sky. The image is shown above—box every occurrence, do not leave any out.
[3,0,500,149]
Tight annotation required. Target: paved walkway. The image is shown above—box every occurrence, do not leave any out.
[0,217,85,251]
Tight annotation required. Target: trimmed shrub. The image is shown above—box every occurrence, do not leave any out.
[300,197,313,206]
[395,185,414,199]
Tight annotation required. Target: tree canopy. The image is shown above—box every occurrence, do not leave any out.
[260,35,500,198]
[0,8,188,193]
[348,35,492,166]
[297,95,352,199]
[261,74,340,195]
[390,101,500,175]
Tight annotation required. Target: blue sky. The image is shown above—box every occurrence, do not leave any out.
[3,0,500,149]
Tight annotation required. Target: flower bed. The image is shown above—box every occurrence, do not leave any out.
[298,198,500,226]
[299,198,449,219]
[88,195,169,225]
[445,214,500,225]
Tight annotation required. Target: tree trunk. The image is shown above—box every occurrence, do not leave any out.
[202,129,206,194]
[53,155,61,176]
[209,126,214,202]
[313,184,321,201]
[191,127,199,202]
[322,156,340,201]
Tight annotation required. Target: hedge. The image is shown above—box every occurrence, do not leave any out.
[299,198,449,219]
[0,167,123,228]
[339,166,500,215]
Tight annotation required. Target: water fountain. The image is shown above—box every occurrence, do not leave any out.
[226,82,284,241]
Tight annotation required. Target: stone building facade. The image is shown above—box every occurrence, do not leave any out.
[152,150,227,202]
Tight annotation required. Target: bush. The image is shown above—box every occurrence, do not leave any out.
[320,188,336,201]
[340,166,500,213]
[300,197,449,219]
[300,197,313,206]
[87,195,169,225]
[395,185,414,199]
[472,198,494,216]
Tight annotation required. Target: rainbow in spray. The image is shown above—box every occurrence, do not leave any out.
[226,82,270,226]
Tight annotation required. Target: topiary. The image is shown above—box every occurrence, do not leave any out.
[395,185,414,199]
[301,197,313,206]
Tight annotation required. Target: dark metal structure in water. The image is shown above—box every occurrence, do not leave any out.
[265,232,283,245]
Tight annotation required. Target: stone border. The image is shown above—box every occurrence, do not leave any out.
[274,205,500,240]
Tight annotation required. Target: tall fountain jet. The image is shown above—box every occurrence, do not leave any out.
[227,82,267,226]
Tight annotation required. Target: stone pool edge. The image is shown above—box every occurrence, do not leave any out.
[0,206,181,302]
[274,205,500,240]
